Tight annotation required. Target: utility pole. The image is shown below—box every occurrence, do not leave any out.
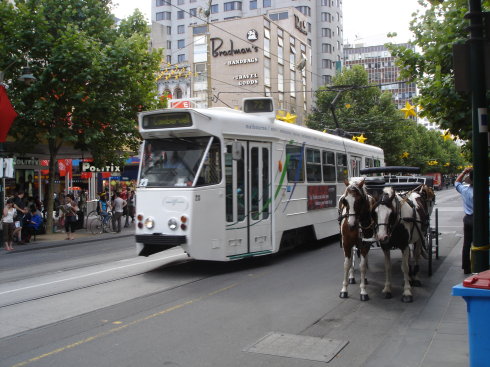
[467,0,489,272]
[200,0,213,108]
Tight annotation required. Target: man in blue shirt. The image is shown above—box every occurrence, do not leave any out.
[455,167,473,274]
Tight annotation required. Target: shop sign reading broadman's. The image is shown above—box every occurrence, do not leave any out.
[212,31,260,86]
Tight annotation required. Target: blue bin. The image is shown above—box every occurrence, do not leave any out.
[452,270,490,367]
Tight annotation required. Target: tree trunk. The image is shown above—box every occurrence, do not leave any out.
[44,140,60,234]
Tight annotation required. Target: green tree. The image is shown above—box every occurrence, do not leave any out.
[0,0,162,232]
[387,0,490,143]
[307,65,466,172]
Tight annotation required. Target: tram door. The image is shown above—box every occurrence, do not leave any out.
[225,141,272,257]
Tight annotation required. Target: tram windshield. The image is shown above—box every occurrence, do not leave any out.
[139,137,221,188]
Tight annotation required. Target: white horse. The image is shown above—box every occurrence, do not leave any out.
[338,178,375,301]
[373,186,427,302]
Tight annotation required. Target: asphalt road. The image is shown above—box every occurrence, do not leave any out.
[0,188,466,367]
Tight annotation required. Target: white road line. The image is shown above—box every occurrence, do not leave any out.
[0,254,185,296]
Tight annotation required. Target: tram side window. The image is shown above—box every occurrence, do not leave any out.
[286,145,304,182]
[365,157,374,168]
[306,148,321,182]
[322,150,336,182]
[336,153,348,182]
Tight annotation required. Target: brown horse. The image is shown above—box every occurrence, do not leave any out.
[338,178,375,301]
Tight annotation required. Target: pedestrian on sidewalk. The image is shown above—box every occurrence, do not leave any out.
[112,192,127,233]
[124,190,135,228]
[455,167,473,274]
[2,199,16,251]
[61,194,79,240]
[12,191,27,244]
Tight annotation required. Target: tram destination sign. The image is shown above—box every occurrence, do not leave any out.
[142,112,192,129]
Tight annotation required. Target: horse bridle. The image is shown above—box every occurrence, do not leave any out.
[338,184,373,230]
[373,191,400,237]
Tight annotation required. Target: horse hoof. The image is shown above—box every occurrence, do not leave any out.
[339,292,348,299]
[348,278,356,284]
[384,292,393,299]
[360,294,370,302]
[401,295,414,303]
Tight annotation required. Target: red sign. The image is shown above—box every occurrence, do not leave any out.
[307,185,337,210]
[170,100,191,109]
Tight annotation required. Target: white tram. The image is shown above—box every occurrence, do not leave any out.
[135,98,384,261]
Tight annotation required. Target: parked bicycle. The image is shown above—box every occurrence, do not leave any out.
[88,213,113,234]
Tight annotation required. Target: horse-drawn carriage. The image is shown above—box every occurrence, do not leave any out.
[338,166,440,303]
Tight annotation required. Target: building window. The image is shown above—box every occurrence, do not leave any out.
[277,36,284,65]
[177,54,186,63]
[166,55,172,64]
[264,57,271,86]
[264,29,270,58]
[322,43,332,53]
[278,64,284,92]
[193,25,207,35]
[156,11,171,20]
[250,0,257,9]
[177,10,185,19]
[211,4,219,13]
[321,12,331,22]
[322,59,332,69]
[289,45,296,71]
[156,0,169,6]
[295,6,311,16]
[174,87,183,99]
[263,0,271,8]
[189,8,197,17]
[269,12,288,21]
[177,25,185,34]
[322,28,331,37]
[178,39,185,49]
[224,1,242,11]
[166,26,172,35]
[322,75,332,85]
[166,40,172,49]
[290,70,296,97]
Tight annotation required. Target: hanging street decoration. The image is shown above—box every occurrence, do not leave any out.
[401,101,417,119]
[441,130,453,141]
[427,160,439,166]
[276,110,297,124]
[401,151,410,159]
[352,134,367,143]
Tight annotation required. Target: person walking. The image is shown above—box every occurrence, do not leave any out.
[124,190,135,228]
[2,199,16,251]
[12,191,27,243]
[62,194,79,240]
[455,167,473,274]
[112,192,127,233]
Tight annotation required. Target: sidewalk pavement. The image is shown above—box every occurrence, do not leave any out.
[7,221,135,252]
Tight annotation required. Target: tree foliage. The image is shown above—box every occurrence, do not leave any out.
[306,65,466,173]
[386,0,490,143]
[0,0,162,232]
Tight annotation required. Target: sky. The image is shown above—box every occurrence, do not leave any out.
[112,0,425,46]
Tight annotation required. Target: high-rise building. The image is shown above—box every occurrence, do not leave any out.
[343,43,417,110]
[151,0,343,92]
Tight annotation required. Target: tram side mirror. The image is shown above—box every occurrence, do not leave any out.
[232,142,242,160]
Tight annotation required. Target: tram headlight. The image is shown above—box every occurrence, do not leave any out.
[144,218,155,229]
[168,218,178,231]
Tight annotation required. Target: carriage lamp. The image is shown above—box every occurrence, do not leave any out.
[168,218,178,230]
[144,217,155,229]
